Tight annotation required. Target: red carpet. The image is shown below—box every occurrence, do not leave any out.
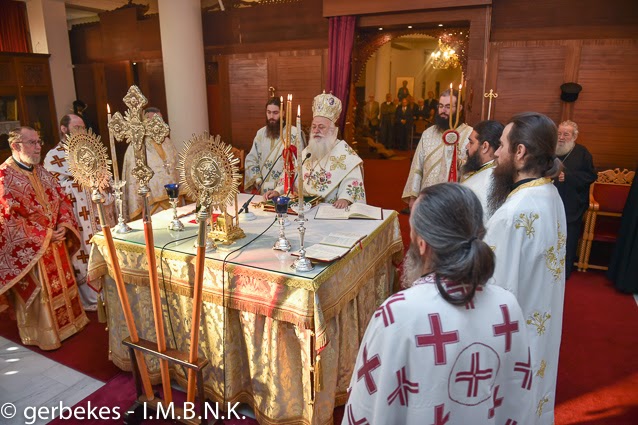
[0,311,121,382]
[555,271,638,424]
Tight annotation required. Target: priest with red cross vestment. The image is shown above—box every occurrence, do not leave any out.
[343,184,533,424]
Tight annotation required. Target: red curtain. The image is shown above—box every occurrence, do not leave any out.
[0,0,30,53]
[327,16,356,133]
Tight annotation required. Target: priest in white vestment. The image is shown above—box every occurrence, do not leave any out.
[44,114,116,310]
[265,92,365,209]
[121,107,180,221]
[461,120,503,222]
[402,89,473,208]
[344,183,533,424]
[244,97,301,194]
[484,113,566,425]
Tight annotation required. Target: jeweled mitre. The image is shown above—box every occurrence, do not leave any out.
[312,92,342,123]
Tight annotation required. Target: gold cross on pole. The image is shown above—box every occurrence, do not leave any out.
[484,89,499,120]
[108,86,170,195]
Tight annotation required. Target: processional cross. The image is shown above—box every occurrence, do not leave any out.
[108,86,170,199]
[106,85,174,403]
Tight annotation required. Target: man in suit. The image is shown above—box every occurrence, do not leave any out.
[425,91,438,116]
[394,98,414,150]
[364,95,380,136]
[413,98,427,120]
[379,93,396,148]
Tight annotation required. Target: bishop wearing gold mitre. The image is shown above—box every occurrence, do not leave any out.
[265,92,366,210]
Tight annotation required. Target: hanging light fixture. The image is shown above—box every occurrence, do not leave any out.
[430,39,460,69]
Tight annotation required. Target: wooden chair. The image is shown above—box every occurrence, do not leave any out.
[230,146,245,191]
[578,168,635,271]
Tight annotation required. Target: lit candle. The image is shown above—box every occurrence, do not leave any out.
[286,94,293,148]
[279,96,284,143]
[107,104,119,182]
[454,84,462,128]
[297,105,303,201]
[449,83,454,129]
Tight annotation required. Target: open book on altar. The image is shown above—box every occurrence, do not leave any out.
[314,203,383,220]
[296,232,367,262]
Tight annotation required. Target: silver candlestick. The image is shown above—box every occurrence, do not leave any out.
[273,196,291,251]
[113,180,132,234]
[291,202,314,272]
[164,183,184,231]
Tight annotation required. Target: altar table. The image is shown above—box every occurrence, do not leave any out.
[87,194,403,425]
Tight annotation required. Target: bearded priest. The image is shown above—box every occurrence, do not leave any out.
[484,113,567,424]
[264,92,366,209]
[402,88,473,210]
[0,127,89,350]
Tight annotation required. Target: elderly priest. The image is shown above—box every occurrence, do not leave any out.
[265,92,366,209]
[0,127,89,350]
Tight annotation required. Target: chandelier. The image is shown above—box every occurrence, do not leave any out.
[430,39,460,69]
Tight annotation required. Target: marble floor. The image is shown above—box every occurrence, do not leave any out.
[0,336,104,425]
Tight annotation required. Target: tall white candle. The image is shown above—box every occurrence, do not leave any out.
[107,104,120,182]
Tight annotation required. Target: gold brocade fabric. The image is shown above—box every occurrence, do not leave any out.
[93,215,402,425]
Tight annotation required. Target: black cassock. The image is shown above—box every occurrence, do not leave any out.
[608,168,638,293]
[553,143,596,278]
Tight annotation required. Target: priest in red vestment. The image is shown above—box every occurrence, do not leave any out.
[0,126,89,350]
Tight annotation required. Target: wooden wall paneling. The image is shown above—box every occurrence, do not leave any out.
[104,61,134,165]
[227,57,268,150]
[492,43,567,125]
[483,39,500,120]
[217,56,232,144]
[72,63,100,133]
[560,40,582,122]
[491,0,638,41]
[273,53,324,132]
[138,59,168,121]
[573,40,638,170]
[323,0,491,17]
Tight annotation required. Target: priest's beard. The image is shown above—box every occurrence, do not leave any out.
[401,241,425,289]
[435,110,460,131]
[488,155,516,216]
[265,118,281,139]
[307,132,337,161]
[461,149,482,174]
[20,152,41,165]
[556,140,575,156]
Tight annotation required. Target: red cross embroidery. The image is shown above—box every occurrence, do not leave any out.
[445,283,483,309]
[71,182,82,191]
[76,250,89,264]
[431,403,450,425]
[415,313,459,365]
[50,155,65,167]
[346,405,369,425]
[493,304,519,352]
[505,420,518,425]
[356,344,381,394]
[488,385,504,419]
[514,348,533,390]
[387,366,419,406]
[455,352,493,397]
[374,292,405,327]
[78,206,90,221]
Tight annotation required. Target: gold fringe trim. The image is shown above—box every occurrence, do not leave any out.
[314,354,323,392]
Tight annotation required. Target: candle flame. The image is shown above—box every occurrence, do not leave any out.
[297,105,300,116]
[459,84,462,90]
[107,103,110,114]
[288,94,292,101]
